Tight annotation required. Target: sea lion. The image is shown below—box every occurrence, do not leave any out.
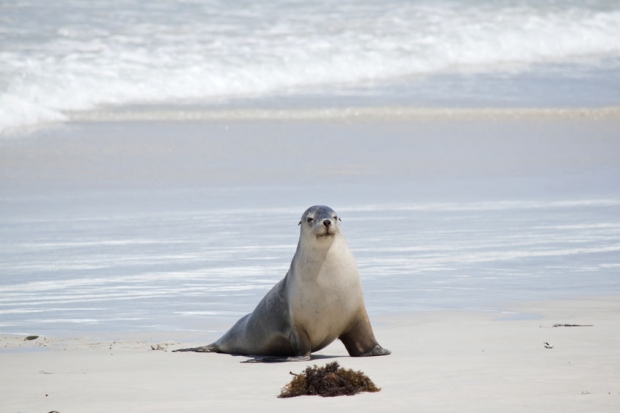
[175,205,390,361]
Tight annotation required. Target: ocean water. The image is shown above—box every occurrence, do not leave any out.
[2,0,620,134]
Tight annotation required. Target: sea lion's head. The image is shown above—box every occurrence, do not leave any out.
[299,205,341,240]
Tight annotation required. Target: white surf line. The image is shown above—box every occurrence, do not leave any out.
[65,106,620,122]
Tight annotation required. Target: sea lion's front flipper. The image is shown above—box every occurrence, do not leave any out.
[339,315,391,357]
[359,344,391,356]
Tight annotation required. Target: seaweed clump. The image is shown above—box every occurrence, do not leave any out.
[278,361,381,398]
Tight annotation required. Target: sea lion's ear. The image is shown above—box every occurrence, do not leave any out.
[298,221,301,226]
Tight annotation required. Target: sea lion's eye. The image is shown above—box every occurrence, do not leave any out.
[307,217,314,223]
[334,216,340,221]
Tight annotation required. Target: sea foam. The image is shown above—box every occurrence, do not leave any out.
[1,0,620,134]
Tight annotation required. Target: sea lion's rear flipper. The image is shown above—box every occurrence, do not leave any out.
[339,315,391,357]
[172,344,217,353]
[241,352,311,363]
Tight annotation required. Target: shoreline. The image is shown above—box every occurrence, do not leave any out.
[2,294,616,348]
[2,295,619,412]
[0,293,613,345]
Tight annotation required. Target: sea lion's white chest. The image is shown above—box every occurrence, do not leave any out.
[288,237,363,347]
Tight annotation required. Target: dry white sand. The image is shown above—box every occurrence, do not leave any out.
[2,295,618,413]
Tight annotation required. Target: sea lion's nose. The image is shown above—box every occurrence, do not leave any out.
[323,219,331,228]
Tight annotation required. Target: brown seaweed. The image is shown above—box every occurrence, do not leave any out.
[278,361,381,398]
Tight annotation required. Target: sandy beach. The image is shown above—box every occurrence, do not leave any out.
[2,295,619,413]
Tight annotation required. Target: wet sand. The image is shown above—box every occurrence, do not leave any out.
[1,110,619,195]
